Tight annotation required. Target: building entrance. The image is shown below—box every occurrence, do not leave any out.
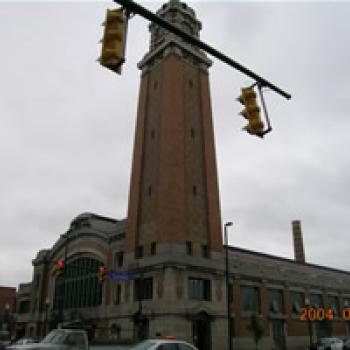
[135,318,149,341]
[192,316,211,350]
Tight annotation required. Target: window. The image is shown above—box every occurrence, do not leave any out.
[328,295,339,316]
[135,245,144,259]
[188,278,211,301]
[65,334,85,347]
[19,300,30,314]
[53,257,102,310]
[148,186,152,196]
[151,242,157,256]
[201,245,210,258]
[192,186,197,196]
[116,252,124,267]
[158,344,178,350]
[268,289,284,313]
[186,241,192,256]
[115,285,122,305]
[178,344,195,350]
[344,297,350,308]
[241,286,260,312]
[135,278,153,300]
[190,128,195,138]
[291,292,304,315]
[310,294,323,308]
[151,130,155,139]
[228,283,234,304]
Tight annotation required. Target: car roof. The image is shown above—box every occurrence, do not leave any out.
[145,340,191,344]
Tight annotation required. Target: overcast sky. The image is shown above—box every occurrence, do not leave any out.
[1,0,350,288]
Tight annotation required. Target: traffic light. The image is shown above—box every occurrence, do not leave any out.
[237,86,265,137]
[98,265,107,282]
[53,260,65,278]
[99,8,126,74]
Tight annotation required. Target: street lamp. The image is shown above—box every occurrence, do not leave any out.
[224,222,233,350]
[305,296,313,348]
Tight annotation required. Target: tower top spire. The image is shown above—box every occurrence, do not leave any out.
[138,0,211,70]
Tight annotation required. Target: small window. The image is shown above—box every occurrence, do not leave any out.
[135,278,153,300]
[135,245,144,259]
[153,81,158,89]
[190,128,195,138]
[241,286,260,313]
[151,129,155,139]
[310,294,323,308]
[189,80,193,88]
[151,242,157,256]
[192,186,197,196]
[228,283,234,304]
[186,241,192,256]
[328,295,339,316]
[291,292,304,315]
[201,245,209,258]
[268,289,283,314]
[115,285,122,304]
[116,252,124,267]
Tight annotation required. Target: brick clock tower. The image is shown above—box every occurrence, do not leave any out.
[126,0,222,258]
[123,1,226,349]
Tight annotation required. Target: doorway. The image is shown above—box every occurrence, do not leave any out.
[192,317,211,350]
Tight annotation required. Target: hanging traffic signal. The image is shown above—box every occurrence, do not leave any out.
[237,86,265,137]
[54,260,65,278]
[99,8,126,74]
[98,265,107,282]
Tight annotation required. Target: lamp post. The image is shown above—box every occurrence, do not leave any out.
[224,222,233,350]
[305,296,313,348]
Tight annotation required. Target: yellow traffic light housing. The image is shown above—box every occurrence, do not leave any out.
[99,8,126,74]
[237,86,265,137]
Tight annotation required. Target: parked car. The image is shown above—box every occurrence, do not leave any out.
[0,331,10,348]
[310,337,343,350]
[130,339,198,350]
[342,337,350,350]
[7,339,39,349]
[6,329,88,350]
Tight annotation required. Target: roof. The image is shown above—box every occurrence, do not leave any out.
[228,245,350,276]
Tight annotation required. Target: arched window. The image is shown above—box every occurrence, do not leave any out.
[53,256,103,310]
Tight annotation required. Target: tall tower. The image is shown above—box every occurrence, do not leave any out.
[125,0,222,258]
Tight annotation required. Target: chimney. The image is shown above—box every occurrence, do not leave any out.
[292,220,306,263]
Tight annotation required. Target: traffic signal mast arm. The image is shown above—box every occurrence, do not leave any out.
[113,0,291,100]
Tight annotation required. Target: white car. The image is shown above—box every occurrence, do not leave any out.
[130,339,198,350]
[12,339,38,346]
[316,337,343,350]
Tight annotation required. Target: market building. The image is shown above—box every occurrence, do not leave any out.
[15,1,350,350]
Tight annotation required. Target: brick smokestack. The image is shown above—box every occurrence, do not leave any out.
[292,220,306,263]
